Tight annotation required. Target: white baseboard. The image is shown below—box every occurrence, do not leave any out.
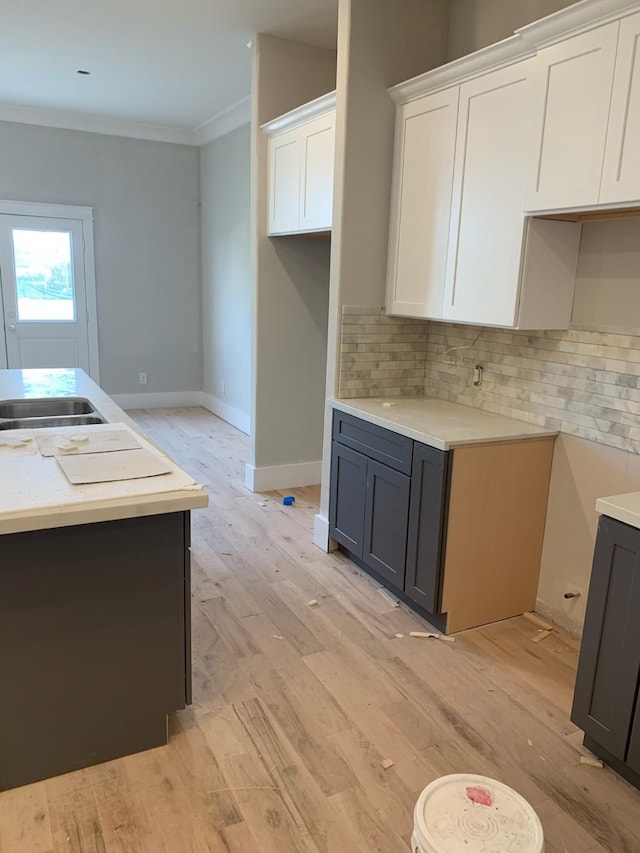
[313,514,330,551]
[245,460,322,493]
[200,393,250,435]
[111,391,204,410]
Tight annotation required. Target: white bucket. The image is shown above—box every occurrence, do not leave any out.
[411,774,545,853]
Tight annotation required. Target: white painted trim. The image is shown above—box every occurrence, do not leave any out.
[80,217,100,384]
[517,0,640,48]
[313,513,330,551]
[245,460,322,493]
[389,36,534,103]
[200,392,250,434]
[195,97,252,145]
[111,391,203,410]
[0,101,195,145]
[0,199,94,220]
[261,91,337,136]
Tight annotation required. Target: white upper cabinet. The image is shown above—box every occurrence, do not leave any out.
[601,11,640,203]
[269,129,301,235]
[443,62,534,326]
[386,40,582,329]
[386,88,459,319]
[299,113,335,232]
[525,22,619,212]
[264,92,336,236]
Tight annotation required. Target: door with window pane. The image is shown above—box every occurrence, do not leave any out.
[0,215,91,372]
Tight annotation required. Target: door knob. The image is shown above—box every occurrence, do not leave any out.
[8,324,16,332]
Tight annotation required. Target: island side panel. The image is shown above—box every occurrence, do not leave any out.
[0,511,190,791]
[441,437,555,633]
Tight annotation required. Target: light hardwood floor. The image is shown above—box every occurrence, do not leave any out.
[2,406,639,853]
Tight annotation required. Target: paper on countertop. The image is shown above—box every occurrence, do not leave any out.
[37,426,141,457]
[56,448,172,485]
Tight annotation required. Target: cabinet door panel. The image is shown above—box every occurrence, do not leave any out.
[386,88,458,319]
[628,700,640,775]
[601,12,640,204]
[299,114,335,232]
[443,61,532,327]
[329,442,367,558]
[526,22,619,211]
[572,516,640,759]
[269,130,300,234]
[405,444,448,613]
[363,459,410,589]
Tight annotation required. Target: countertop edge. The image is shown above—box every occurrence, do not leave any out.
[0,489,209,536]
[330,398,558,450]
[596,495,640,531]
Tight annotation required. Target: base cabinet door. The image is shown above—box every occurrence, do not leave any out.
[627,701,640,775]
[363,459,410,589]
[572,515,640,760]
[405,443,448,612]
[330,441,367,559]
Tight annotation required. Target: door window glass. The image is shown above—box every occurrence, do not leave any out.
[11,229,76,321]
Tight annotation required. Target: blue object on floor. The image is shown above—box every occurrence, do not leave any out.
[283,496,296,506]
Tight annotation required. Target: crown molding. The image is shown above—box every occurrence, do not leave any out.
[194,96,252,145]
[261,90,336,136]
[0,101,196,145]
[517,0,640,48]
[389,35,534,103]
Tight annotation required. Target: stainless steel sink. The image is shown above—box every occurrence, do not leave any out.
[0,397,106,430]
[0,397,96,419]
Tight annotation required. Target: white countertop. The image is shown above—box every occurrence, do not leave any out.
[596,493,640,531]
[0,368,208,535]
[331,396,557,451]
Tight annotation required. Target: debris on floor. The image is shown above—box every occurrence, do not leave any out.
[410,631,456,643]
[524,611,554,631]
[394,633,405,639]
[531,629,553,644]
[283,496,296,506]
[307,599,319,608]
[381,759,395,771]
[580,755,604,768]
[378,587,400,608]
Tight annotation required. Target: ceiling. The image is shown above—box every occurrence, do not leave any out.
[0,0,338,140]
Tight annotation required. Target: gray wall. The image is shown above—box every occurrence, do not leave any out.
[0,121,201,395]
[251,35,336,474]
[200,124,252,432]
[447,0,578,59]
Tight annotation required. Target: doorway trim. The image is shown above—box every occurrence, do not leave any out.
[0,199,100,382]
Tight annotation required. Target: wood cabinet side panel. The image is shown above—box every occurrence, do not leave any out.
[441,438,554,633]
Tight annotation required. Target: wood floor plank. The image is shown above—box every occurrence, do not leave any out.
[3,406,640,853]
[0,783,53,853]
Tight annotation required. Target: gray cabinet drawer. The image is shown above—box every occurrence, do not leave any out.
[332,409,413,474]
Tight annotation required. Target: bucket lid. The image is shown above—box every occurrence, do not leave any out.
[413,774,544,853]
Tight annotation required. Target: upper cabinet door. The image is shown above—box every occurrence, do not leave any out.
[299,113,335,233]
[443,61,533,327]
[525,22,619,212]
[601,12,640,204]
[386,88,459,319]
[268,129,301,235]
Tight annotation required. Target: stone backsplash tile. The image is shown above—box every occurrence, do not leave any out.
[425,324,640,454]
[338,307,428,399]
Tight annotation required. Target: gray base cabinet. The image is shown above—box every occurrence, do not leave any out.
[405,443,449,613]
[330,411,447,613]
[0,511,191,791]
[572,514,640,789]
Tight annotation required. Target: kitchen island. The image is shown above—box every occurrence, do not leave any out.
[0,369,208,791]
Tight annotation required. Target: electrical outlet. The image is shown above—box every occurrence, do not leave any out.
[138,372,148,385]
